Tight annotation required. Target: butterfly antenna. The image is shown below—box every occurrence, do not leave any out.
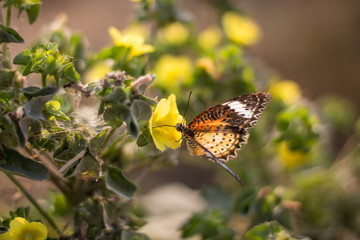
[181,91,192,125]
[192,138,245,186]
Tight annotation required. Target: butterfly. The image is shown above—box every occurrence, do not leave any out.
[175,92,272,185]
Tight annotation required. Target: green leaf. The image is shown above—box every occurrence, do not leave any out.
[62,63,81,83]
[127,108,139,138]
[23,88,59,120]
[0,70,16,88]
[21,86,58,98]
[18,117,42,144]
[131,100,152,128]
[25,3,41,24]
[105,166,137,200]
[0,144,49,181]
[0,89,15,102]
[121,230,151,240]
[99,87,127,104]
[67,155,100,179]
[10,206,31,220]
[89,129,110,158]
[52,193,72,217]
[0,24,24,43]
[103,104,130,128]
[245,221,301,240]
[97,46,131,62]
[136,125,151,147]
[181,210,234,240]
[54,133,87,161]
[13,49,31,65]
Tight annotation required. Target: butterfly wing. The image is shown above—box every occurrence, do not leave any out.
[186,92,271,162]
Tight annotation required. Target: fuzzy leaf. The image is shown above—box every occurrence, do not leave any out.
[0,24,24,43]
[21,86,58,98]
[245,221,301,240]
[13,49,31,65]
[0,144,49,180]
[23,88,58,120]
[105,166,137,200]
[131,100,152,127]
[89,129,110,158]
[0,70,16,88]
[121,230,151,240]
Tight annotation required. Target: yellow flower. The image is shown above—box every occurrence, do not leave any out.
[278,141,310,170]
[157,22,189,46]
[222,11,261,45]
[269,79,302,105]
[130,0,154,5]
[154,54,193,93]
[149,94,184,151]
[123,23,150,40]
[84,60,112,83]
[0,217,48,240]
[108,26,154,59]
[198,26,222,50]
[196,57,217,77]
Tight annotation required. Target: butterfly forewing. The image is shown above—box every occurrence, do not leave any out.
[186,92,271,162]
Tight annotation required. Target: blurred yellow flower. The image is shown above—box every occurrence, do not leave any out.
[123,23,150,40]
[198,26,222,50]
[222,11,261,45]
[0,217,48,240]
[278,141,310,170]
[157,22,189,46]
[154,54,193,93]
[149,94,184,151]
[108,26,154,59]
[84,60,112,83]
[269,79,302,105]
[130,0,154,5]
[196,57,217,77]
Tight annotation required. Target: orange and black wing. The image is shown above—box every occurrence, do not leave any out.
[186,92,271,162]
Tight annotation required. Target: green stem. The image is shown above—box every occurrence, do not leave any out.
[42,74,47,87]
[1,5,12,69]
[6,5,11,26]
[5,173,61,235]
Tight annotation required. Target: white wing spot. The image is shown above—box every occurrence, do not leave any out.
[223,101,253,118]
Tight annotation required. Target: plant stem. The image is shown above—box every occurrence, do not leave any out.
[5,173,61,235]
[42,74,47,87]
[1,5,12,69]
[6,5,11,26]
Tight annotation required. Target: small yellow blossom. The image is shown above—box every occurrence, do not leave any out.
[108,26,154,59]
[154,54,193,93]
[84,60,112,83]
[196,57,217,77]
[269,79,302,105]
[130,0,154,5]
[0,217,48,240]
[157,22,189,46]
[149,94,184,151]
[278,141,310,170]
[123,23,150,40]
[222,11,261,45]
[198,26,222,50]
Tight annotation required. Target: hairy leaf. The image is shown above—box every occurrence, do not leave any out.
[0,24,24,43]
[105,166,137,200]
[0,144,49,180]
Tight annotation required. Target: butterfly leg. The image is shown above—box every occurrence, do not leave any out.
[191,138,245,186]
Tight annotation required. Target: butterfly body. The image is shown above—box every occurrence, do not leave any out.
[176,92,271,185]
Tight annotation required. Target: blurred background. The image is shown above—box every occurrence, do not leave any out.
[1,0,360,239]
[9,0,360,105]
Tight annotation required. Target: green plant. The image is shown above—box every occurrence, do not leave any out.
[0,1,359,239]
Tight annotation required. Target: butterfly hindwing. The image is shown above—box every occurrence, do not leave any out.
[186,92,271,162]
